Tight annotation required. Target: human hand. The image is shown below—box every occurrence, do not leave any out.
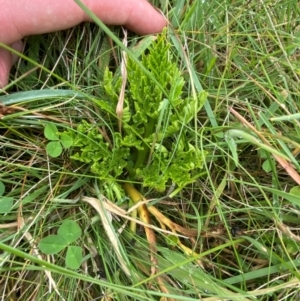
[0,0,166,88]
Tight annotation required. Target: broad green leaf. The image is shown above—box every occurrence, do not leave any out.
[158,247,244,299]
[225,258,300,285]
[58,220,82,245]
[0,197,14,213]
[227,129,290,161]
[44,123,59,140]
[46,141,62,158]
[165,234,179,246]
[290,186,300,196]
[59,133,73,148]
[65,246,82,269]
[241,236,279,265]
[38,235,66,254]
[262,159,272,173]
[262,186,300,206]
[0,181,5,196]
[0,89,86,105]
[22,185,48,205]
[285,239,299,255]
[225,135,238,166]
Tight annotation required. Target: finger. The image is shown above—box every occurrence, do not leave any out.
[87,0,167,35]
[0,41,23,88]
[0,48,12,88]
[11,40,24,64]
[0,0,166,45]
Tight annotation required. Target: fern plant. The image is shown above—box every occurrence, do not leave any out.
[66,32,207,192]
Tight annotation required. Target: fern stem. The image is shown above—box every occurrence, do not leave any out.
[133,117,156,170]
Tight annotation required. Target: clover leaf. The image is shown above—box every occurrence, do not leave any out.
[44,123,72,158]
[38,220,83,270]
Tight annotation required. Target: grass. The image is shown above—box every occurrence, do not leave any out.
[1,0,300,300]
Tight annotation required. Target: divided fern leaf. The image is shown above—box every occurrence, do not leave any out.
[65,31,207,192]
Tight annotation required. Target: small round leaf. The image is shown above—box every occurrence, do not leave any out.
[38,234,66,254]
[65,246,82,269]
[165,234,179,246]
[262,159,272,173]
[44,123,59,140]
[60,133,73,148]
[0,197,14,214]
[58,220,82,245]
[46,141,62,158]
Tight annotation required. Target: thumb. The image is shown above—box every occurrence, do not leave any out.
[0,41,23,88]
